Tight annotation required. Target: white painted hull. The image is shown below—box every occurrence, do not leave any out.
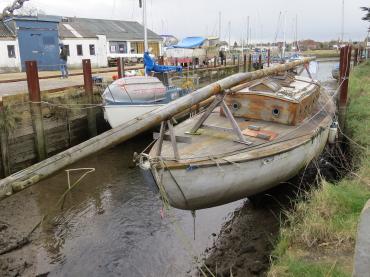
[104,105,164,128]
[151,127,329,210]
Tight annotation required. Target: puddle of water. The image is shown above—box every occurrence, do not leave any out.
[6,136,242,277]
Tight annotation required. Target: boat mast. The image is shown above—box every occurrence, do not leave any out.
[341,0,344,43]
[228,21,231,51]
[246,16,250,50]
[219,11,222,40]
[282,12,286,59]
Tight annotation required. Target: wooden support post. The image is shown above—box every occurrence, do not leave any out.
[237,55,240,72]
[259,53,262,69]
[156,121,166,156]
[83,59,97,138]
[232,55,236,65]
[338,45,352,132]
[248,54,252,72]
[0,101,10,177]
[26,60,47,161]
[214,56,217,68]
[243,54,247,72]
[117,57,125,78]
[167,120,180,160]
[354,48,359,67]
[267,49,271,67]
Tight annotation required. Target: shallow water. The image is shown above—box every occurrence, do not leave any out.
[7,137,241,277]
[0,61,338,277]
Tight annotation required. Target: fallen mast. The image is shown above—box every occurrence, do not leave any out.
[0,58,314,199]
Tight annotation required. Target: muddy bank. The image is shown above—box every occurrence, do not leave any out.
[201,145,346,277]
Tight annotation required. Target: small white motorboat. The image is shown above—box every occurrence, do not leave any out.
[140,74,336,210]
[102,76,190,128]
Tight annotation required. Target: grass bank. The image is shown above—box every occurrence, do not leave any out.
[302,49,340,59]
[268,60,370,277]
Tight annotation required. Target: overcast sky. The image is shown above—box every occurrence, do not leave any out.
[1,0,369,42]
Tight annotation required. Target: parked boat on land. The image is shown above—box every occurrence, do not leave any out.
[140,73,336,210]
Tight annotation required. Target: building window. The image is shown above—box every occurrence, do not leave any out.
[64,45,70,56]
[109,41,127,54]
[7,45,15,58]
[130,42,144,54]
[77,45,83,56]
[89,44,95,55]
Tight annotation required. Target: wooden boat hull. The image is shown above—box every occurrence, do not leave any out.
[150,126,330,210]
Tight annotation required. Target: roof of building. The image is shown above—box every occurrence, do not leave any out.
[0,21,14,38]
[59,17,161,41]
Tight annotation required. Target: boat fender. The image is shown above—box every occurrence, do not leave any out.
[328,122,338,144]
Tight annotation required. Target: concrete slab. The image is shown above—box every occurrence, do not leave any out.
[353,199,370,277]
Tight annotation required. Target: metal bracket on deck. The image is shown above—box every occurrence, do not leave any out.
[156,119,181,160]
[187,92,252,145]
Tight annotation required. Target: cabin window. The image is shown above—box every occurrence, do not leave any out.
[89,44,95,55]
[7,45,15,58]
[77,44,83,56]
[64,45,70,56]
[272,108,280,117]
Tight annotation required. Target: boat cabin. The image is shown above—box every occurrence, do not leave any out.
[223,75,320,125]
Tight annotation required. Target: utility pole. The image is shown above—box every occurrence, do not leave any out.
[140,0,148,52]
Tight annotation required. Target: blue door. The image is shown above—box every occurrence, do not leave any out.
[16,19,60,71]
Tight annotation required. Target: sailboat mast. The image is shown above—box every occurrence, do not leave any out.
[341,0,344,42]
[143,0,148,52]
[219,11,222,40]
[282,11,286,59]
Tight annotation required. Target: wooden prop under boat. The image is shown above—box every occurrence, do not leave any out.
[141,74,336,210]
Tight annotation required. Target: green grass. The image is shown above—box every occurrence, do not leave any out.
[302,50,340,58]
[269,256,349,277]
[268,60,370,276]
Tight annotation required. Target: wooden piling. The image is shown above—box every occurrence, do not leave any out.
[243,54,247,72]
[267,49,271,67]
[259,54,262,69]
[338,45,352,131]
[354,48,359,67]
[248,54,252,72]
[26,61,47,161]
[0,100,10,177]
[82,59,97,138]
[117,57,125,78]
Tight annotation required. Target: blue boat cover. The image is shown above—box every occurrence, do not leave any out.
[144,52,182,74]
[173,37,206,49]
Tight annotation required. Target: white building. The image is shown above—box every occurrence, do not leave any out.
[0,15,163,72]
[59,17,163,68]
[0,21,21,73]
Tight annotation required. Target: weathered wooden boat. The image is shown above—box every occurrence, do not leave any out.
[140,73,336,210]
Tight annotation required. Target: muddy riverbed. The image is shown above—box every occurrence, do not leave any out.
[0,61,338,277]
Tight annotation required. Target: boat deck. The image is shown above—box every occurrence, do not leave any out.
[150,92,335,166]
